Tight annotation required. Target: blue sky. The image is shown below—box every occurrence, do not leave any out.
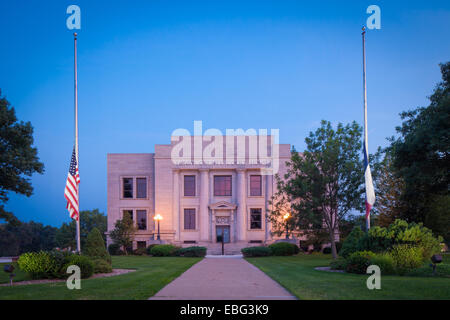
[0,0,449,227]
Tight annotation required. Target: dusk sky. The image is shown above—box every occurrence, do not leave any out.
[0,0,449,227]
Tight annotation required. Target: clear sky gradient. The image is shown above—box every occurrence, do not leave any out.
[0,0,449,226]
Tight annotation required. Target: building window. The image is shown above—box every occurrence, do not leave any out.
[123,178,133,198]
[214,175,232,196]
[136,178,147,199]
[250,208,262,229]
[123,209,133,222]
[137,210,147,230]
[184,175,196,196]
[250,175,262,196]
[137,241,146,249]
[184,209,196,230]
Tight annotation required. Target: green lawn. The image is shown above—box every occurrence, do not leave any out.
[246,254,450,300]
[0,256,201,300]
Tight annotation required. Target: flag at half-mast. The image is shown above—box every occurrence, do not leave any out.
[64,147,80,220]
[363,119,375,222]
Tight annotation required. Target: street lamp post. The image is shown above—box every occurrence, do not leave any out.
[283,213,290,239]
[154,214,163,242]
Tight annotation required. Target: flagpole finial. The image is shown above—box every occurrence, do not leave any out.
[362,26,366,34]
[73,32,77,39]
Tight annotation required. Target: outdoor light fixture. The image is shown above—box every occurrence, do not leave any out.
[283,212,291,239]
[430,254,442,275]
[154,214,163,242]
[3,264,15,286]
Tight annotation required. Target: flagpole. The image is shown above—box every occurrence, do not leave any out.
[74,32,81,253]
[362,27,370,231]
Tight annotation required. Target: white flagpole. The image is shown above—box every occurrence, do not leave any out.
[74,32,81,253]
[362,27,370,231]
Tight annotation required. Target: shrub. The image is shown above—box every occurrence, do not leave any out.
[356,220,442,260]
[133,248,147,256]
[389,244,424,275]
[345,251,375,274]
[339,226,365,258]
[268,242,299,256]
[330,258,347,270]
[241,246,272,257]
[108,243,122,255]
[17,251,58,279]
[150,244,179,257]
[63,255,94,279]
[85,228,111,263]
[369,253,395,275]
[176,246,207,257]
[146,244,157,255]
[92,258,113,273]
[47,250,75,278]
[323,247,332,254]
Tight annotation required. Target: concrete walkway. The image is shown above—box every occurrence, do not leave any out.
[149,257,297,300]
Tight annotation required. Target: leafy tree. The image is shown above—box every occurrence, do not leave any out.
[109,214,136,255]
[0,220,57,256]
[55,209,107,250]
[0,90,44,223]
[390,62,450,239]
[270,120,365,259]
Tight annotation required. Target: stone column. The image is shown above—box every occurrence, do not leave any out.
[173,169,180,241]
[199,169,210,241]
[236,169,247,242]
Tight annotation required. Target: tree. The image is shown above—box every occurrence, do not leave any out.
[109,214,136,255]
[371,150,407,227]
[0,220,57,256]
[390,62,450,240]
[270,120,364,259]
[0,90,44,223]
[55,209,107,250]
[85,227,111,264]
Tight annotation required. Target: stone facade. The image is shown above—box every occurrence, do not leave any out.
[106,135,293,253]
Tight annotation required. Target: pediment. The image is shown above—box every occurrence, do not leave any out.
[208,201,237,210]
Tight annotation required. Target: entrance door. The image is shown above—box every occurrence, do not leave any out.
[216,226,230,243]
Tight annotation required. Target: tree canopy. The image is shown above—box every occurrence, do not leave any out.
[271,120,365,259]
[390,62,450,239]
[0,90,44,223]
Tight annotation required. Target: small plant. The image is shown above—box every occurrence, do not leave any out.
[108,243,123,255]
[17,251,58,279]
[150,244,179,257]
[345,251,375,274]
[63,255,94,279]
[369,253,395,275]
[268,242,299,256]
[330,257,347,270]
[389,244,424,275]
[92,258,113,273]
[241,246,272,257]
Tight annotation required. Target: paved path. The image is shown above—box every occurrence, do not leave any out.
[149,257,296,300]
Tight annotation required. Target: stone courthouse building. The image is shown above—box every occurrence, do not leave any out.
[106,134,293,254]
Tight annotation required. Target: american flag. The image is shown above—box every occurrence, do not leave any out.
[64,147,80,221]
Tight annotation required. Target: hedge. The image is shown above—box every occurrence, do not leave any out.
[241,246,272,257]
[268,242,299,256]
[176,246,207,257]
[150,244,180,257]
